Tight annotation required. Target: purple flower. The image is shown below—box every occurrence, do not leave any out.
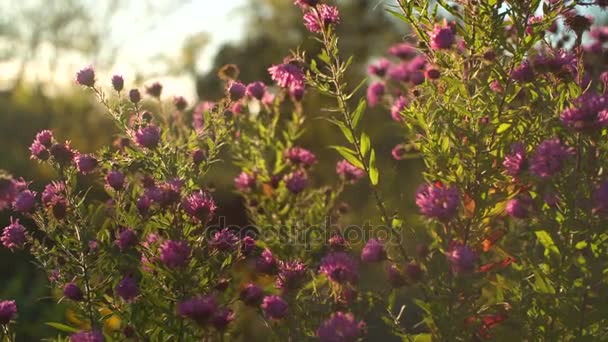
[284,170,308,194]
[1,218,27,250]
[490,80,503,93]
[447,243,477,274]
[366,82,385,107]
[560,93,608,131]
[593,181,608,215]
[115,275,138,302]
[387,63,409,82]
[13,190,36,213]
[503,143,527,177]
[63,282,84,301]
[134,125,161,149]
[388,43,417,59]
[0,300,17,325]
[430,20,455,50]
[303,11,321,33]
[289,85,305,101]
[317,312,366,342]
[178,295,218,325]
[511,61,534,83]
[276,259,307,290]
[268,61,305,90]
[150,179,183,207]
[29,141,49,161]
[303,5,340,33]
[111,75,124,92]
[294,0,318,9]
[70,330,104,342]
[159,240,190,268]
[387,264,406,288]
[529,138,572,178]
[209,228,239,252]
[88,240,99,253]
[105,170,125,191]
[228,81,246,101]
[506,194,533,219]
[591,26,608,42]
[391,96,408,122]
[75,66,95,87]
[285,147,317,166]
[239,236,256,256]
[406,261,424,282]
[115,228,138,251]
[35,130,54,147]
[319,252,358,284]
[74,154,98,175]
[256,248,277,274]
[532,50,577,76]
[129,89,141,104]
[360,238,386,262]
[191,149,206,165]
[336,160,364,183]
[246,81,267,100]
[240,283,264,306]
[0,175,17,210]
[182,190,217,222]
[415,182,460,220]
[409,71,425,85]
[425,67,441,79]
[261,295,288,320]
[368,58,391,77]
[328,234,347,250]
[234,171,257,192]
[136,196,151,216]
[50,198,68,220]
[145,82,163,98]
[50,142,76,166]
[211,308,235,330]
[42,182,65,206]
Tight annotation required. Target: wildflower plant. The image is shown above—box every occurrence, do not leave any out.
[1,0,608,341]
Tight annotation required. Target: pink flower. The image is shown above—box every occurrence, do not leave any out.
[261,295,288,320]
[367,82,385,107]
[319,252,359,284]
[182,190,217,222]
[429,20,455,50]
[234,171,257,192]
[317,312,366,342]
[1,217,28,250]
[416,182,460,220]
[75,66,95,87]
[159,240,191,268]
[268,61,305,90]
[336,160,364,183]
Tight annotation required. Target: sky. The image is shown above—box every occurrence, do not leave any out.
[0,0,248,100]
[106,0,248,99]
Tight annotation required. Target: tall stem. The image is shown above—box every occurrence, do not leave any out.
[318,27,407,259]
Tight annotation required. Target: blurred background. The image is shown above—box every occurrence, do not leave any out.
[0,0,427,339]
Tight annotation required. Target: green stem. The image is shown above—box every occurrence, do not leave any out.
[318,26,407,259]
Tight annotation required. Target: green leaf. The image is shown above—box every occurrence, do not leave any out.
[532,270,556,294]
[360,132,371,157]
[330,146,364,169]
[413,334,433,342]
[46,322,79,333]
[351,99,366,129]
[369,149,378,185]
[319,117,354,143]
[496,122,511,134]
[535,230,560,258]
